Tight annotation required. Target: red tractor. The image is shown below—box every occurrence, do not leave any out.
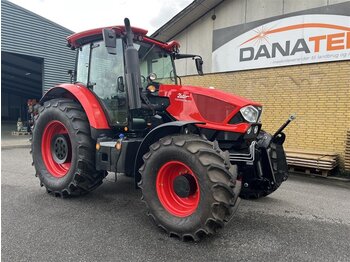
[31,18,294,241]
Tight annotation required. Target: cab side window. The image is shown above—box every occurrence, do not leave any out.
[76,45,90,84]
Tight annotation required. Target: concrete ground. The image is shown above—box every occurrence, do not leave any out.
[1,147,350,262]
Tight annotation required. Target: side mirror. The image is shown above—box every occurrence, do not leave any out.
[103,28,117,55]
[195,57,204,76]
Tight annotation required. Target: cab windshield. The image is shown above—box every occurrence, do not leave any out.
[135,42,176,86]
[75,38,176,126]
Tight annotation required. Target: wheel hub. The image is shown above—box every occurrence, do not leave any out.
[156,161,200,217]
[173,174,197,198]
[42,120,71,178]
[51,134,69,164]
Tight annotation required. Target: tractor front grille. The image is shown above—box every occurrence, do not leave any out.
[192,94,235,123]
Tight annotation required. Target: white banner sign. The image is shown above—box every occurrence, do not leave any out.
[212,15,350,72]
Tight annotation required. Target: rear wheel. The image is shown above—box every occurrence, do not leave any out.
[31,98,106,197]
[139,134,241,241]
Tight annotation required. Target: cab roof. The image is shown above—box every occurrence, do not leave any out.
[66,25,180,52]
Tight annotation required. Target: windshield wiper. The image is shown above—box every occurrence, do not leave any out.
[141,44,155,61]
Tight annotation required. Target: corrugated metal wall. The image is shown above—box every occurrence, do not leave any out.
[1,0,76,93]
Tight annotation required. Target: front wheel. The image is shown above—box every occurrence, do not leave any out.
[31,98,106,197]
[139,134,241,241]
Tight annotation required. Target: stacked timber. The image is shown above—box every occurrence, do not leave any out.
[285,149,338,177]
[345,130,350,171]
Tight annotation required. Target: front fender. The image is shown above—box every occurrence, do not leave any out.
[134,121,203,186]
[41,83,110,130]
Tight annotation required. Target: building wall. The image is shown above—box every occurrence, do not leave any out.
[181,60,350,168]
[1,0,76,93]
[173,0,349,75]
[168,0,350,170]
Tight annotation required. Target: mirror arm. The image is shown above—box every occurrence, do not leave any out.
[174,54,201,60]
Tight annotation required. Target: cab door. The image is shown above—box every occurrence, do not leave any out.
[76,39,127,126]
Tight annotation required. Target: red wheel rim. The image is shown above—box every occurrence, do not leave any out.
[41,120,71,178]
[156,161,200,217]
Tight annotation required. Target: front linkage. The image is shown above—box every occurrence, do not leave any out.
[239,115,296,199]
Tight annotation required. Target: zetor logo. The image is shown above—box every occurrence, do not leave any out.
[240,23,350,61]
[176,93,190,101]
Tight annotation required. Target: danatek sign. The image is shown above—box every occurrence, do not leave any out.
[212,3,350,72]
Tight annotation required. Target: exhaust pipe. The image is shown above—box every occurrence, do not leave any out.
[124,18,142,110]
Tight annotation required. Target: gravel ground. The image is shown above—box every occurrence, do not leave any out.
[2,147,350,262]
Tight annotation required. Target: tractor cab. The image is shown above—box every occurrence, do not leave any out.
[67,25,202,130]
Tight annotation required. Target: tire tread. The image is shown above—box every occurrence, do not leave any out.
[139,134,240,241]
[31,98,106,198]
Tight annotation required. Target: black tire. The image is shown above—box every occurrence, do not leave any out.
[139,134,241,241]
[240,131,288,199]
[31,98,106,197]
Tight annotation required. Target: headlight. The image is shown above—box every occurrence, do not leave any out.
[148,73,157,81]
[147,85,156,92]
[240,105,259,123]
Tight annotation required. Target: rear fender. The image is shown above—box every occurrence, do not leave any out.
[40,84,111,138]
[134,121,203,186]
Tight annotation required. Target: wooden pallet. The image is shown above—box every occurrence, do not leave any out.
[285,149,338,177]
[289,166,330,177]
[11,131,31,136]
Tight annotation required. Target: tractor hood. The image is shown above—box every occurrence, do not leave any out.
[159,84,262,133]
[161,84,260,107]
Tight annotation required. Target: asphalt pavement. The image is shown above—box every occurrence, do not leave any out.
[1,147,350,262]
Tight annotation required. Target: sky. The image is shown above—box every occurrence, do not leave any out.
[8,0,193,34]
